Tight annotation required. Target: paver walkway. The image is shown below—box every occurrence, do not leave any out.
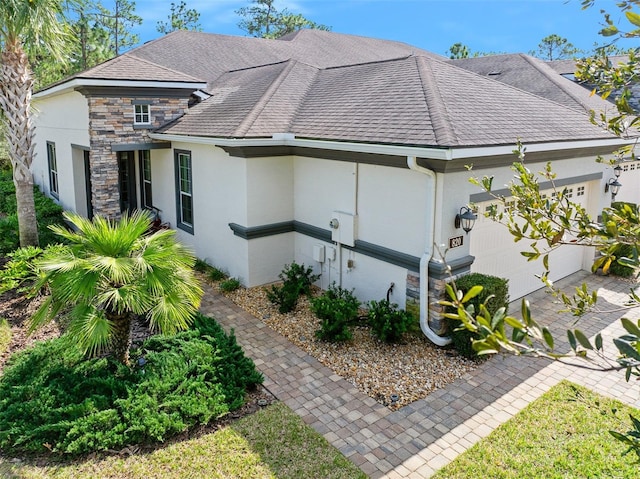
[199,271,640,478]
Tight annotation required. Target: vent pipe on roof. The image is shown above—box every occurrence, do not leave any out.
[407,156,452,347]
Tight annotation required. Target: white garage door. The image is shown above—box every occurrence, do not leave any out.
[470,183,590,300]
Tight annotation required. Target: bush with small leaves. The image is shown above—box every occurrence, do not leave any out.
[266,262,320,313]
[0,314,262,455]
[446,273,509,359]
[312,283,360,342]
[367,300,413,343]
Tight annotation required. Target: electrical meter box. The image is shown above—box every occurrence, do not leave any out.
[329,211,357,246]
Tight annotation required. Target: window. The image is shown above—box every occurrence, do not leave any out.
[134,104,150,125]
[174,150,193,233]
[576,186,585,197]
[139,150,153,209]
[47,142,59,198]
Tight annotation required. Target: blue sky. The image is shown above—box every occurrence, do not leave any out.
[132,0,636,57]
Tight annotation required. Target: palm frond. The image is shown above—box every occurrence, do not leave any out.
[66,304,112,357]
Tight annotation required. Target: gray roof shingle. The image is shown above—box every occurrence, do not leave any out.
[160,54,615,147]
[53,30,621,148]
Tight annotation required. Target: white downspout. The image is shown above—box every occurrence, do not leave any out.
[407,156,452,346]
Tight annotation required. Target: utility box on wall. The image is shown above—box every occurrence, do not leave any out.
[329,211,357,246]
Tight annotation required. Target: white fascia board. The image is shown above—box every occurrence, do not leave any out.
[149,133,636,161]
[34,78,208,99]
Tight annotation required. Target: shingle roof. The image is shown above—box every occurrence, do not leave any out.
[159,55,615,147]
[54,29,621,148]
[75,53,205,83]
[449,54,613,115]
[127,29,439,90]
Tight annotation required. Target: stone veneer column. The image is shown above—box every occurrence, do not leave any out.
[86,95,189,218]
[405,256,475,336]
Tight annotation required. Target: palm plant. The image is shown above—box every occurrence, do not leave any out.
[0,0,78,247]
[31,211,203,365]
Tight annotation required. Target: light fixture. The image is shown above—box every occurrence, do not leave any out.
[604,165,623,200]
[455,206,477,234]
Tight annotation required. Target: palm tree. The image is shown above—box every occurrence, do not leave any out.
[0,0,78,247]
[31,211,203,365]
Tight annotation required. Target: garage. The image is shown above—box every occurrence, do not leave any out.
[470,182,593,300]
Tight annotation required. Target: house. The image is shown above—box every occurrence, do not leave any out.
[32,30,633,344]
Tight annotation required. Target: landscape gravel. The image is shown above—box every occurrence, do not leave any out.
[222,282,479,410]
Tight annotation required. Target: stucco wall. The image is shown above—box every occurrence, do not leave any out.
[151,142,250,282]
[32,91,90,212]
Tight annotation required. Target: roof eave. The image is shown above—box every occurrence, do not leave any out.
[149,132,635,161]
[34,78,208,99]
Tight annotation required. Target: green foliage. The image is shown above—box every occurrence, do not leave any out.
[236,0,330,39]
[194,259,228,281]
[0,318,10,354]
[433,381,640,478]
[266,262,319,313]
[311,283,360,342]
[0,314,263,455]
[209,267,227,282]
[156,1,201,34]
[0,169,66,254]
[0,246,43,294]
[32,211,203,364]
[219,277,241,292]
[530,33,582,60]
[447,273,509,359]
[610,414,640,460]
[367,300,413,343]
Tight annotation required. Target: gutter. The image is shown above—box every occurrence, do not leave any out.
[149,132,634,161]
[406,156,451,346]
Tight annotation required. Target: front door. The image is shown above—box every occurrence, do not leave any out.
[117,151,137,214]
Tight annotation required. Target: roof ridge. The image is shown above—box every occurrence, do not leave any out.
[519,54,590,113]
[324,54,413,70]
[233,59,302,137]
[415,56,459,146]
[228,59,292,73]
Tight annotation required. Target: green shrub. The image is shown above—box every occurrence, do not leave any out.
[266,262,319,313]
[266,283,299,313]
[219,277,240,292]
[209,267,227,282]
[447,273,509,359]
[0,169,66,254]
[367,300,413,343]
[194,258,210,273]
[0,314,263,455]
[0,244,67,294]
[312,283,360,342]
[608,244,637,277]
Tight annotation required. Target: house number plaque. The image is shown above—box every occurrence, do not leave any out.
[449,236,463,248]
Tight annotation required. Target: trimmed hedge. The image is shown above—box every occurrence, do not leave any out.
[447,273,509,359]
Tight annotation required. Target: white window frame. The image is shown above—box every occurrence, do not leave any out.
[46,141,59,198]
[134,104,150,125]
[175,150,194,234]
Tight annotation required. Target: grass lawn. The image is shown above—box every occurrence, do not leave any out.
[433,380,640,479]
[0,401,366,479]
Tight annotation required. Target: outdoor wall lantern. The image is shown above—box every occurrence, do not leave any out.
[455,206,477,234]
[604,165,623,200]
